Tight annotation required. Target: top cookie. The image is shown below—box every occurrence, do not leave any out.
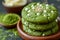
[22,2,58,23]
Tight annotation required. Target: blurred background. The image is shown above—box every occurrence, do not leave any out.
[0,0,60,15]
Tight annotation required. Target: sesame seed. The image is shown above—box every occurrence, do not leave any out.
[27,14,30,16]
[46,4,49,7]
[37,13,40,16]
[44,10,47,13]
[25,8,28,11]
[39,4,42,7]
[28,10,30,12]
[32,7,35,9]
[57,17,60,20]
[56,19,58,22]
[31,5,34,7]
[37,3,40,5]
[42,34,45,36]
[48,17,50,19]
[51,11,54,13]
[24,22,27,24]
[44,14,46,17]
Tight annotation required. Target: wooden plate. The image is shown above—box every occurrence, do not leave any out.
[17,19,60,40]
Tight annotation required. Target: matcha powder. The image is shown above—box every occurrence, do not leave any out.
[0,13,20,25]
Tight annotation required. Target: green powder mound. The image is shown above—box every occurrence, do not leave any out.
[2,14,20,25]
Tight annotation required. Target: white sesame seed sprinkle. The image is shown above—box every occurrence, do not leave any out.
[32,7,35,9]
[42,34,45,36]
[37,3,40,5]
[27,14,30,16]
[44,10,47,13]
[44,14,46,17]
[25,8,28,11]
[56,19,58,22]
[31,5,34,7]
[28,10,30,12]
[51,11,54,13]
[57,17,60,20]
[37,13,40,16]
[39,4,42,7]
[24,22,27,24]
[46,4,49,7]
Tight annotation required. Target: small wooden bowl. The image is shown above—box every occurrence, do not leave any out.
[0,19,20,29]
[0,23,16,29]
[2,1,27,14]
[17,20,60,40]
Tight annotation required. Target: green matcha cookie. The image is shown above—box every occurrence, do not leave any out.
[22,18,57,31]
[28,21,57,31]
[23,24,58,36]
[22,2,58,23]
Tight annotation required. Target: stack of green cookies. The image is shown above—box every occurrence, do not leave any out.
[22,2,59,36]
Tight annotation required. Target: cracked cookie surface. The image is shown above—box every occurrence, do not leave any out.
[22,2,58,23]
